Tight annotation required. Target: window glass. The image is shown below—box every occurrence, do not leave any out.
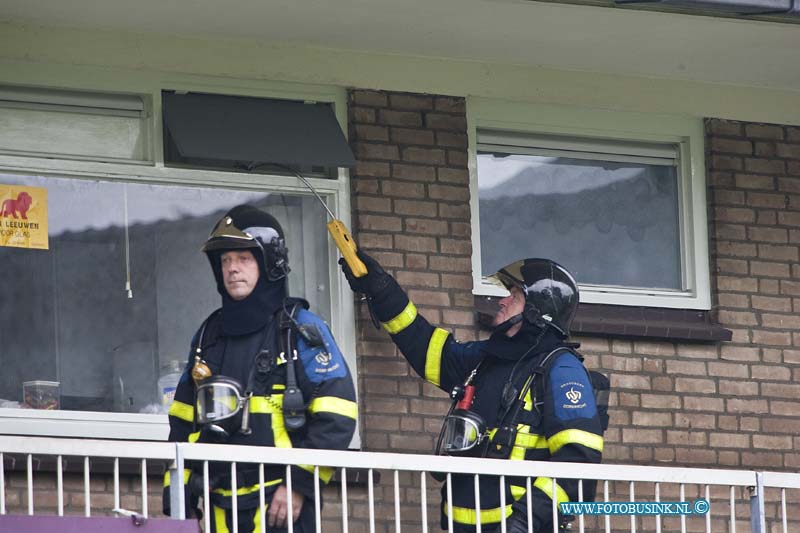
[0,173,329,414]
[478,152,681,291]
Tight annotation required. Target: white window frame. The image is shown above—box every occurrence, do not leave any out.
[468,97,711,310]
[0,71,359,443]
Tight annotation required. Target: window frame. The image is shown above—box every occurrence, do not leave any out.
[0,73,359,443]
[468,97,711,310]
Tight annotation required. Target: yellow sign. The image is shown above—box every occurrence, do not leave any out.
[0,184,49,250]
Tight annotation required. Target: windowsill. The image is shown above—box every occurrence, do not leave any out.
[475,296,732,343]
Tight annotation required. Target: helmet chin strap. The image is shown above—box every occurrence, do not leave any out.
[492,313,524,335]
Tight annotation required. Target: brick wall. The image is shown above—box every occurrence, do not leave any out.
[348,92,800,530]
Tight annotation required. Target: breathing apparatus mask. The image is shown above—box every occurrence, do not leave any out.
[194,375,253,441]
[435,367,489,456]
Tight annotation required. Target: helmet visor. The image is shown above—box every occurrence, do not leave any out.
[196,381,244,425]
[439,412,485,453]
[201,216,258,253]
[486,259,526,293]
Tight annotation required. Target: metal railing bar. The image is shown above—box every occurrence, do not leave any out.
[729,485,736,533]
[421,471,428,533]
[526,477,532,533]
[0,452,4,515]
[762,471,800,490]
[756,472,766,533]
[446,472,453,533]
[313,466,321,533]
[781,487,787,533]
[394,470,401,533]
[704,485,710,533]
[286,464,294,533]
[27,453,33,515]
[577,479,584,533]
[0,436,173,460]
[83,456,90,517]
[203,460,211,533]
[629,480,635,533]
[499,474,506,533]
[57,455,64,516]
[141,458,148,518]
[231,462,238,533]
[475,473,482,533]
[679,483,686,533]
[550,478,558,533]
[259,464,266,533]
[341,466,348,533]
[655,482,661,533]
[603,480,610,533]
[367,468,375,533]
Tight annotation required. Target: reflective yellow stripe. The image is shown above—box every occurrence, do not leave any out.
[548,429,604,455]
[212,477,282,497]
[381,301,417,334]
[511,485,526,500]
[298,464,335,484]
[509,424,530,461]
[425,328,449,387]
[514,431,548,450]
[269,395,293,449]
[308,396,358,420]
[445,502,513,525]
[534,477,570,505]
[250,394,284,414]
[163,468,192,487]
[188,431,201,443]
[169,400,194,422]
[214,505,229,533]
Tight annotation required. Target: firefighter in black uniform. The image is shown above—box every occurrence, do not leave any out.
[342,253,603,532]
[164,205,357,532]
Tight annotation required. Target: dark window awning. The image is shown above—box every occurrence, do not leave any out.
[162,92,356,168]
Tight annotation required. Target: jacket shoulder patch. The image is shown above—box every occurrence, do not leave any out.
[295,310,347,382]
[549,352,597,422]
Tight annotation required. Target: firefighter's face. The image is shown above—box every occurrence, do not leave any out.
[493,286,525,336]
[221,249,260,300]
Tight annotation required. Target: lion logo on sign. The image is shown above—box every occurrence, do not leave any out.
[1,191,33,219]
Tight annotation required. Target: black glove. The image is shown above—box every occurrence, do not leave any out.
[338,250,393,299]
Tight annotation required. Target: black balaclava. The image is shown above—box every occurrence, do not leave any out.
[214,247,287,336]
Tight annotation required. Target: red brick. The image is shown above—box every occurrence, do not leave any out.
[381,180,425,198]
[676,344,719,359]
[758,243,798,261]
[371,251,404,268]
[750,261,791,278]
[761,313,800,329]
[752,435,793,449]
[378,109,422,127]
[675,448,717,465]
[613,374,650,389]
[447,150,468,167]
[752,329,793,346]
[428,184,469,202]
[709,433,750,448]
[744,123,784,139]
[622,428,663,444]
[714,258,748,275]
[354,161,391,178]
[727,398,769,413]
[746,192,788,208]
[778,176,800,192]
[714,223,746,240]
[391,127,434,146]
[429,256,472,272]
[407,289,449,307]
[778,211,800,226]
[389,94,433,111]
[394,234,437,253]
[354,142,399,161]
[684,396,724,411]
[631,411,672,426]
[712,155,743,170]
[748,226,788,243]
[761,382,800,397]
[713,189,746,205]
[713,206,755,223]
[633,341,676,356]
[440,238,471,255]
[425,113,466,131]
[439,203,470,220]
[354,124,389,142]
[351,90,388,107]
[754,142,777,157]
[674,412,716,429]
[434,97,466,113]
[667,430,707,446]
[710,138,752,154]
[401,147,446,165]
[354,195,392,213]
[665,360,706,375]
[440,273,472,290]
[716,310,757,326]
[716,241,757,258]
[783,280,800,295]
[601,355,642,372]
[351,106,376,123]
[719,380,758,396]
[441,310,475,326]
[357,214,402,232]
[404,218,449,236]
[716,293,749,308]
[741,451,783,468]
[405,253,428,269]
[760,278,780,294]
[393,199,437,217]
[437,167,470,184]
[451,222,470,238]
[770,400,800,416]
[708,361,749,378]
[436,131,468,148]
[757,210,777,225]
[734,173,775,190]
[392,163,436,182]
[776,143,800,159]
[675,378,716,394]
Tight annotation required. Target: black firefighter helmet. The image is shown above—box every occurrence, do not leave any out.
[488,258,579,337]
[201,205,290,289]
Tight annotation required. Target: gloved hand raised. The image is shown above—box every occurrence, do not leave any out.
[338,250,393,299]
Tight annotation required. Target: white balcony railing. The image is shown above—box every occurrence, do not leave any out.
[1,435,799,532]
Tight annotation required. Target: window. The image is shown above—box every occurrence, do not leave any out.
[469,99,710,309]
[0,82,357,441]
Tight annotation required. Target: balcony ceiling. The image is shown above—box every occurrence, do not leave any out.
[1,0,799,90]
